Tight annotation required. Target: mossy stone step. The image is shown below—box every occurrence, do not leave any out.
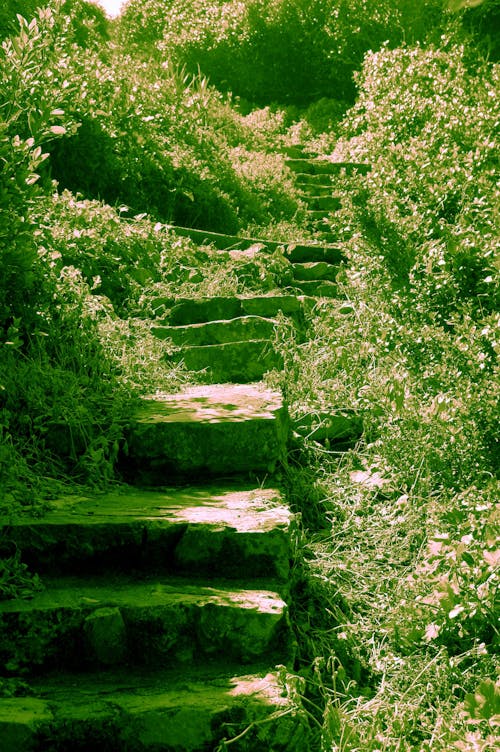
[303,195,342,211]
[151,315,278,346]
[283,245,342,265]
[298,182,336,197]
[165,223,343,261]
[0,576,293,672]
[125,383,288,482]
[295,172,335,187]
[289,280,338,298]
[291,262,338,282]
[156,295,307,325]
[0,666,310,751]
[287,158,371,175]
[305,208,335,223]
[173,340,283,383]
[0,485,294,579]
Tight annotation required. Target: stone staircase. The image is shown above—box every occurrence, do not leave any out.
[0,150,368,750]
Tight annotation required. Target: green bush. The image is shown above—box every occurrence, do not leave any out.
[0,5,81,339]
[336,41,499,318]
[119,0,447,105]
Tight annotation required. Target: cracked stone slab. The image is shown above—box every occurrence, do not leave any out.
[0,667,310,751]
[125,383,289,481]
[151,316,279,346]
[0,576,294,672]
[172,340,283,383]
[0,485,294,579]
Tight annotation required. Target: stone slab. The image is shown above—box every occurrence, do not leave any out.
[287,158,371,175]
[291,262,338,282]
[239,295,303,318]
[291,280,338,298]
[165,223,338,256]
[167,296,244,325]
[0,698,53,752]
[162,295,311,326]
[283,244,342,265]
[0,485,293,579]
[125,383,289,481]
[305,209,335,223]
[295,172,335,186]
[0,576,292,672]
[175,340,283,383]
[304,195,342,211]
[151,316,278,346]
[298,182,337,197]
[0,667,309,751]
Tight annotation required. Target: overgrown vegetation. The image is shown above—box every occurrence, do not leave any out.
[0,0,498,749]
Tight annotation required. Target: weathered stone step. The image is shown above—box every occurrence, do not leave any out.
[165,224,343,262]
[303,195,342,211]
[298,182,336,197]
[289,280,338,298]
[291,262,338,282]
[279,143,308,158]
[306,207,336,221]
[0,666,310,751]
[154,295,307,325]
[151,315,278,346]
[171,340,283,383]
[287,158,371,175]
[124,383,288,482]
[0,576,294,673]
[295,172,335,187]
[0,484,294,579]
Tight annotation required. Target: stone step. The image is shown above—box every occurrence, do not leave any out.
[166,223,339,255]
[298,182,336,197]
[295,172,335,187]
[283,245,342,265]
[305,209,334,223]
[316,232,339,244]
[289,280,338,298]
[291,261,338,282]
[154,295,307,325]
[0,484,294,579]
[279,143,308,158]
[151,315,278,346]
[303,195,341,211]
[0,576,294,673]
[0,666,310,751]
[171,340,283,383]
[287,158,371,175]
[124,383,289,482]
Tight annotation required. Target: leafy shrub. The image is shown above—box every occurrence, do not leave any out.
[119,0,447,105]
[0,0,38,40]
[0,5,80,339]
[43,39,301,232]
[335,41,499,319]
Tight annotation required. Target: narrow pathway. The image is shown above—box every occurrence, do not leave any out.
[0,154,369,750]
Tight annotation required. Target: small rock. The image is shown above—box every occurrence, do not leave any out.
[84,606,127,665]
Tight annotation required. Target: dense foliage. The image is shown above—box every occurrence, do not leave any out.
[0,0,498,748]
[118,0,450,104]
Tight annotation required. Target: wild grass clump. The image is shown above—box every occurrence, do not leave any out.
[269,31,499,752]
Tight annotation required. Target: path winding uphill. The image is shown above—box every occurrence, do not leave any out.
[0,154,368,750]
